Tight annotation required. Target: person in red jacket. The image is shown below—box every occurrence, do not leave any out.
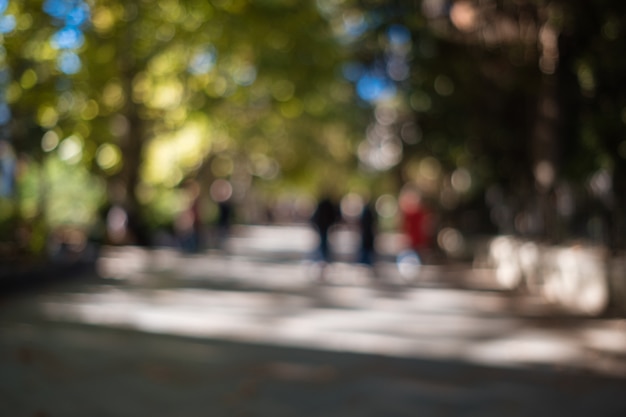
[397,187,432,275]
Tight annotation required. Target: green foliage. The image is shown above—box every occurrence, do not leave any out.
[3,0,626,247]
[1,0,372,244]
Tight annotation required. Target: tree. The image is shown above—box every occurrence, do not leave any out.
[2,0,371,251]
[333,0,626,246]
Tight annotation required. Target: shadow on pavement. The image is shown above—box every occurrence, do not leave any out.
[2,244,626,416]
[1,319,626,417]
[0,261,97,297]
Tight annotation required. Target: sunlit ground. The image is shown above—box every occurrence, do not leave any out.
[2,225,626,416]
[17,225,626,378]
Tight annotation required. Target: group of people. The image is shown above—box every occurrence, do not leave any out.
[310,186,432,274]
[174,181,433,274]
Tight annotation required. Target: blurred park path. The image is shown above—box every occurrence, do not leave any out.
[1,225,626,416]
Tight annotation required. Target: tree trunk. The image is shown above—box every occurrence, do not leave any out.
[111,16,150,246]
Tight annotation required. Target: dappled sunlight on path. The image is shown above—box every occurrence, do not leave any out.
[12,243,625,378]
[2,234,626,416]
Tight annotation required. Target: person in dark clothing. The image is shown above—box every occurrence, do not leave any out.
[311,196,339,264]
[209,179,234,250]
[358,201,377,266]
[176,180,202,253]
[216,200,233,248]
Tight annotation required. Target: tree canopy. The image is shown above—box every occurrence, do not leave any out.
[2,0,626,254]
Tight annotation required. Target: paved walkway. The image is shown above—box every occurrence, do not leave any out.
[1,226,626,416]
[2,319,625,417]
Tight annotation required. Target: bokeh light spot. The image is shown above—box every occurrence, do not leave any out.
[92,7,114,33]
[341,9,367,39]
[451,168,472,193]
[249,153,279,180]
[410,91,432,112]
[81,100,99,120]
[387,24,411,45]
[419,157,441,181]
[103,81,125,110]
[58,135,83,164]
[189,47,217,75]
[272,80,295,102]
[280,99,303,119]
[96,143,122,172]
[5,83,22,104]
[151,81,183,109]
[340,193,364,220]
[357,73,396,102]
[342,62,365,82]
[450,1,478,32]
[37,106,59,128]
[57,51,82,75]
[211,155,234,178]
[434,75,454,96]
[41,131,60,152]
[20,69,38,89]
[375,194,398,219]
[233,64,257,86]
[438,227,465,257]
[51,26,85,50]
[0,14,15,34]
[210,179,233,203]
[17,13,33,31]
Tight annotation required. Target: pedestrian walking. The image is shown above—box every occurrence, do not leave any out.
[176,180,202,253]
[311,194,340,265]
[397,186,431,278]
[358,199,377,267]
[210,179,234,251]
